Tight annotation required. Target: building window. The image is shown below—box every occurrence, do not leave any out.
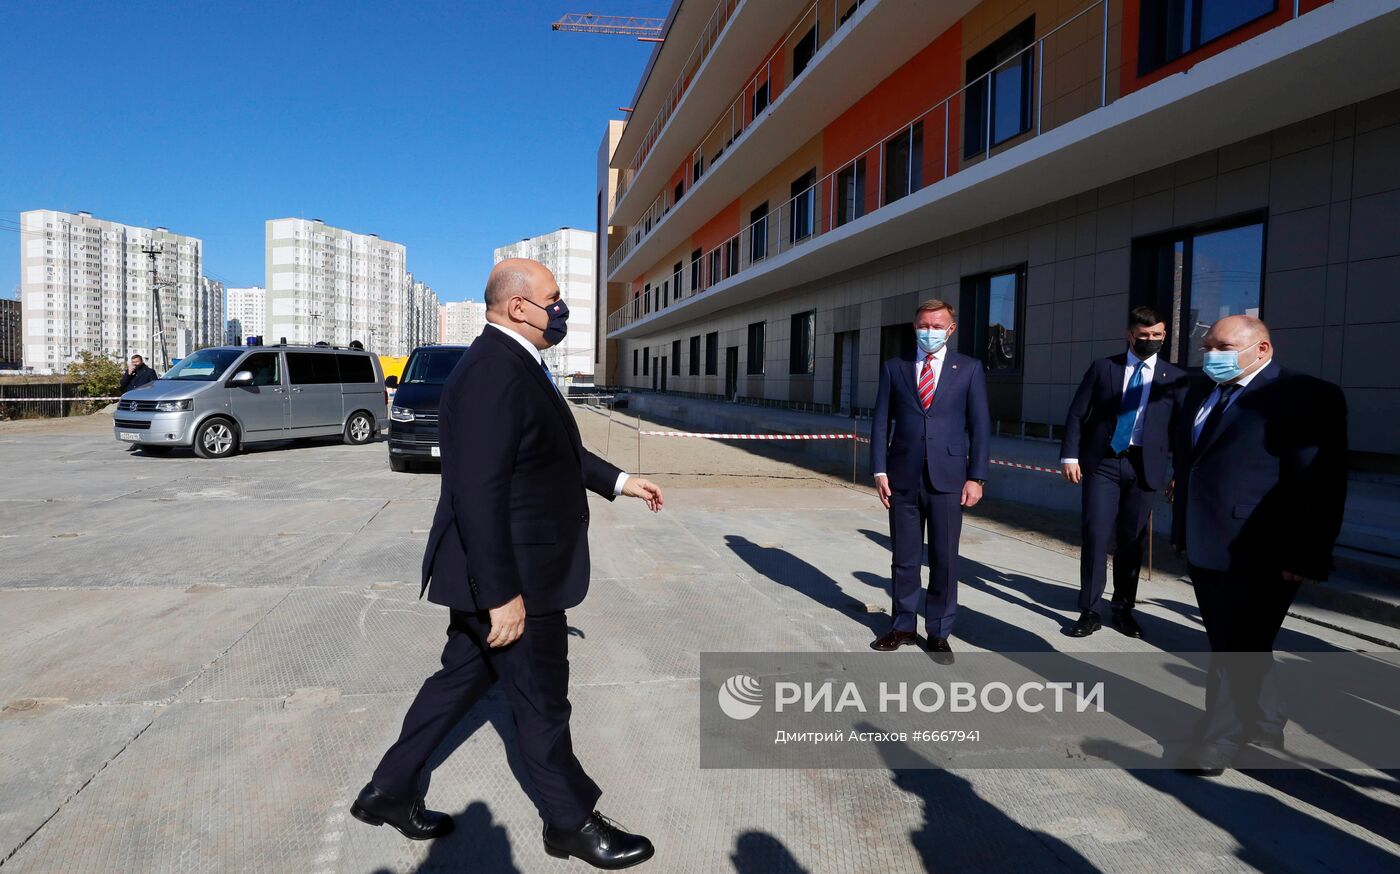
[883,123,923,204]
[691,249,702,292]
[750,203,769,263]
[662,280,669,309]
[642,347,649,376]
[693,154,704,184]
[753,79,770,117]
[789,310,815,375]
[725,237,741,279]
[959,266,1025,373]
[671,340,681,375]
[643,283,651,315]
[705,332,719,375]
[674,180,684,205]
[793,25,818,79]
[708,249,722,288]
[1139,0,1276,75]
[673,261,684,300]
[1131,219,1265,368]
[791,170,817,242]
[746,321,766,374]
[835,158,866,227]
[965,18,1035,157]
[689,335,701,375]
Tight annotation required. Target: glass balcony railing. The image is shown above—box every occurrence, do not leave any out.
[608,0,1125,334]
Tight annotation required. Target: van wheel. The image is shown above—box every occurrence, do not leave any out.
[193,418,239,459]
[390,456,412,473]
[344,411,376,445]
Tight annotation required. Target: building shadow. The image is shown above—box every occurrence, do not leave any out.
[369,800,521,874]
[1084,740,1400,872]
[864,722,1101,872]
[730,830,811,873]
[724,534,886,636]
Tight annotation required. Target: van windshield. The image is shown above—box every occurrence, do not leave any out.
[162,348,245,381]
[403,349,466,385]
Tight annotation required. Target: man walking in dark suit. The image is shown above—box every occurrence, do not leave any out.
[870,299,991,662]
[1173,315,1347,772]
[1060,306,1187,639]
[353,259,664,869]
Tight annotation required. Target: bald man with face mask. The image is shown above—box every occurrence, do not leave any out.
[1172,314,1348,773]
[354,259,663,869]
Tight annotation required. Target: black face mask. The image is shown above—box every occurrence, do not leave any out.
[1132,338,1164,359]
[527,298,569,346]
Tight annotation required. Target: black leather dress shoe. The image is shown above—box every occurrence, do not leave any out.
[1111,608,1144,638]
[543,811,654,869]
[925,637,954,665]
[1065,610,1102,638]
[871,630,918,651]
[350,783,454,841]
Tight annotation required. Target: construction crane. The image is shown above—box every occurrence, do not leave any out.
[551,13,665,41]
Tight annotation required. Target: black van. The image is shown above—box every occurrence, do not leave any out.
[386,344,469,471]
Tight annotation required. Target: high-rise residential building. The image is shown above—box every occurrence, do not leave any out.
[409,278,441,351]
[225,286,267,344]
[0,297,20,369]
[441,300,487,345]
[600,0,1400,461]
[19,209,220,374]
[200,277,224,354]
[265,218,410,354]
[494,227,596,377]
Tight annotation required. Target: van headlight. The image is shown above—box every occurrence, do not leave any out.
[154,399,192,412]
[390,405,415,422]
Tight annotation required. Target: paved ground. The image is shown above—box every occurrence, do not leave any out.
[0,407,1397,873]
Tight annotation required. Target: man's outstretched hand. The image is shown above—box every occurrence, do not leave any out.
[622,476,664,512]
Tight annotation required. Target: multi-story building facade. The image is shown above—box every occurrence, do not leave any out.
[19,210,219,373]
[495,227,597,377]
[600,0,1400,462]
[441,300,488,345]
[265,218,412,354]
[409,279,441,350]
[0,297,20,370]
[225,286,266,345]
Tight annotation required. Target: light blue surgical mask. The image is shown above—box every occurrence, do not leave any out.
[1202,349,1245,383]
[916,328,948,355]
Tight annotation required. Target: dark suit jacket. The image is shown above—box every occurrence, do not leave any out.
[1060,353,1187,490]
[1171,363,1348,580]
[119,365,157,392]
[871,350,991,493]
[420,326,623,613]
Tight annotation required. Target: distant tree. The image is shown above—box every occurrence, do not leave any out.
[66,351,123,413]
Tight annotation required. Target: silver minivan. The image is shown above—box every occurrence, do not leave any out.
[113,344,387,458]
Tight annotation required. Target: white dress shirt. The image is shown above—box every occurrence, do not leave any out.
[486,323,629,496]
[1191,359,1272,445]
[1061,349,1156,465]
[873,346,947,479]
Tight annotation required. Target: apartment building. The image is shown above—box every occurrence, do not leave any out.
[265,218,437,356]
[494,227,598,377]
[441,300,488,345]
[19,209,220,373]
[0,297,20,369]
[226,286,266,344]
[599,0,1400,462]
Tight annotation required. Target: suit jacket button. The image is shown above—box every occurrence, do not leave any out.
[582,513,590,523]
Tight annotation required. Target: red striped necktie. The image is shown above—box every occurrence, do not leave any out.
[918,353,936,409]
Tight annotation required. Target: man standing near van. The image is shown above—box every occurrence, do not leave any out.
[354,258,664,870]
[119,354,157,392]
[1060,307,1187,639]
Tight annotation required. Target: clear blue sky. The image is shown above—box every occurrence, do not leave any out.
[0,0,663,302]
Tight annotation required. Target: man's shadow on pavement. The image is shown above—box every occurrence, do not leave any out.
[730,830,811,873]
[724,534,886,636]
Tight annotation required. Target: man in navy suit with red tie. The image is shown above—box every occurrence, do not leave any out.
[1060,306,1187,639]
[870,299,990,662]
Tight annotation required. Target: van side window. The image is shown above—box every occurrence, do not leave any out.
[336,353,376,384]
[287,352,340,385]
[242,352,281,387]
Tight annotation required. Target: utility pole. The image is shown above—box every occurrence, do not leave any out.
[141,243,171,371]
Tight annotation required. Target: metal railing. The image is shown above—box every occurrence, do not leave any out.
[609,0,1116,333]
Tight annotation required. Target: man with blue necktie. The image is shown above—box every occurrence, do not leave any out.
[870,299,990,663]
[1060,307,1187,639]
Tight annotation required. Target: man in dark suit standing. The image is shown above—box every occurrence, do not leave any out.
[870,299,991,662]
[1173,314,1347,771]
[1060,306,1187,639]
[353,259,664,869]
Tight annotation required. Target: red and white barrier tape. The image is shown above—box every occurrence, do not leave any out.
[2,396,122,402]
[989,459,1061,475]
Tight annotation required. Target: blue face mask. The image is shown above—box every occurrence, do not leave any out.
[1202,349,1246,383]
[916,328,948,355]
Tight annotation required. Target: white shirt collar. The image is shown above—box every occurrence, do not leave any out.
[920,345,947,361]
[487,322,543,366]
[1126,348,1156,369]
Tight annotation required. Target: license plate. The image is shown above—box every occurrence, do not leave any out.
[119,432,141,442]
[430,446,441,458]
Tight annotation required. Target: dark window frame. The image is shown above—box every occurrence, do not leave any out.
[673,261,684,300]
[790,169,818,243]
[642,347,649,376]
[835,158,866,227]
[792,24,818,79]
[750,202,769,263]
[964,17,1036,159]
[789,310,816,375]
[1138,0,1277,76]
[958,264,1027,375]
[671,339,681,375]
[746,321,766,375]
[882,122,924,205]
[704,332,719,375]
[690,249,702,292]
[689,335,701,375]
